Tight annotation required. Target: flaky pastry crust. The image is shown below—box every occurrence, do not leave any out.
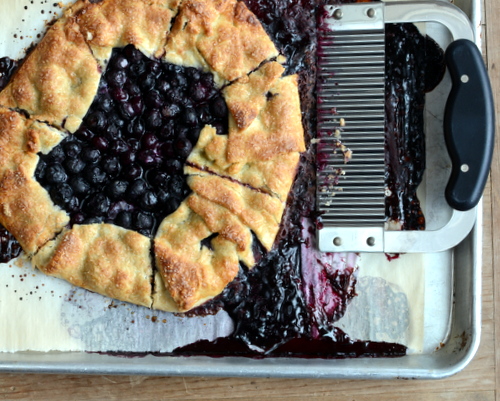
[0,9,101,133]
[33,224,153,307]
[73,0,180,66]
[163,0,279,86]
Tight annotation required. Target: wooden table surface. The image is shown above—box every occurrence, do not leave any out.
[1,1,500,400]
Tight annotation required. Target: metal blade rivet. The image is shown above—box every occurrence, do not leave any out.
[333,8,343,20]
[366,8,375,18]
[366,237,376,246]
[333,237,342,246]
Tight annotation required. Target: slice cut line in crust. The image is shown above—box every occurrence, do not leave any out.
[0,0,306,313]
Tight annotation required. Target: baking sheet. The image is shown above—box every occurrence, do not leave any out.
[0,0,483,379]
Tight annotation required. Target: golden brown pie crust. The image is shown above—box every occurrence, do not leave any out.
[0,108,69,254]
[33,224,153,307]
[0,0,306,312]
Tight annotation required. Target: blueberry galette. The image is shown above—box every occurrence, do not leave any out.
[0,0,304,312]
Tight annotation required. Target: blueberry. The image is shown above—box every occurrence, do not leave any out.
[85,165,107,185]
[157,79,171,93]
[105,124,120,140]
[123,44,142,63]
[76,127,94,141]
[102,156,121,175]
[130,96,144,116]
[50,183,74,206]
[174,136,193,158]
[86,111,107,132]
[197,105,213,124]
[35,159,47,180]
[47,146,66,163]
[166,89,183,105]
[161,103,181,119]
[82,148,101,164]
[210,96,228,118]
[116,211,133,228]
[126,82,141,97]
[0,57,14,71]
[127,179,147,200]
[97,95,114,112]
[120,149,136,165]
[46,163,67,184]
[133,211,153,230]
[64,158,86,175]
[110,139,129,154]
[109,69,127,87]
[63,141,82,158]
[111,87,128,102]
[92,136,109,151]
[84,193,110,216]
[145,109,163,129]
[160,140,175,158]
[107,179,128,199]
[137,149,159,167]
[83,216,104,225]
[66,196,80,212]
[212,121,226,136]
[157,188,171,205]
[113,55,129,70]
[69,176,90,195]
[145,90,163,109]
[191,82,208,102]
[109,116,124,130]
[200,72,215,88]
[71,213,85,225]
[119,102,138,119]
[174,74,187,89]
[142,133,159,149]
[130,61,146,77]
[140,191,158,211]
[128,138,141,151]
[124,163,143,180]
[165,196,181,214]
[107,200,132,219]
[164,159,182,174]
[186,67,201,82]
[159,120,175,140]
[140,72,156,91]
[149,170,170,188]
[187,128,201,144]
[170,175,186,196]
[148,59,161,75]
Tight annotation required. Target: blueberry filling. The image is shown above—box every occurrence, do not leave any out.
[0,57,18,91]
[35,45,228,237]
[0,225,21,263]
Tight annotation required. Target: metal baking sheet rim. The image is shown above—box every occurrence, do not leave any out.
[0,0,483,379]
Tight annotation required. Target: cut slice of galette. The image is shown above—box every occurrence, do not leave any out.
[0,0,305,313]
